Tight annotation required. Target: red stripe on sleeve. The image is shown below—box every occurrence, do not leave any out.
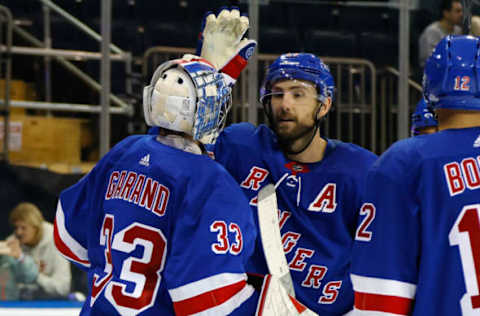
[173,279,247,316]
[221,55,247,80]
[355,291,413,315]
[53,219,90,266]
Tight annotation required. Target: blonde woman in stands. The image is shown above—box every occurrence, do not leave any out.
[9,202,71,300]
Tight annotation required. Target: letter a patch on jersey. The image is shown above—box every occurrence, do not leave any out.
[308,183,337,213]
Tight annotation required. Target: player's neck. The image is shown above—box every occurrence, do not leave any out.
[156,133,203,155]
[437,109,480,131]
[286,129,327,163]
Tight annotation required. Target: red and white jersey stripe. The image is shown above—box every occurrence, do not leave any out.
[53,200,91,268]
[351,274,416,316]
[169,272,254,316]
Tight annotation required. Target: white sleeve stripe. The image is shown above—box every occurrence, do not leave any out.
[169,273,247,302]
[352,308,406,316]
[351,274,416,299]
[55,200,89,261]
[192,284,255,316]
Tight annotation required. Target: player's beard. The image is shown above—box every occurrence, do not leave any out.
[272,115,317,153]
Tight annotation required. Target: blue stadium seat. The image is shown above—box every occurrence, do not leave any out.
[291,4,340,34]
[358,32,398,67]
[148,22,196,49]
[259,26,301,54]
[259,2,293,28]
[305,30,357,58]
[338,7,396,34]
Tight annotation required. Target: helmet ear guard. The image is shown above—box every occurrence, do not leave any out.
[423,35,480,111]
[410,98,438,136]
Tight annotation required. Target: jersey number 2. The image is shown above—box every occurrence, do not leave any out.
[91,214,167,315]
[449,204,480,314]
[355,203,376,242]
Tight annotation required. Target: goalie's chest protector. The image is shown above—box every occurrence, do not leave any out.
[213,123,377,314]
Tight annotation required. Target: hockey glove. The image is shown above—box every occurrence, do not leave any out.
[198,7,257,86]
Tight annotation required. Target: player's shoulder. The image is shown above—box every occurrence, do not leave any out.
[107,135,145,158]
[328,139,378,165]
[184,153,250,200]
[219,123,273,146]
[193,154,240,182]
[90,135,146,172]
[324,140,377,181]
[371,135,426,178]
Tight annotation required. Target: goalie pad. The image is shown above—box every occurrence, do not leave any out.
[199,7,257,86]
[256,274,318,316]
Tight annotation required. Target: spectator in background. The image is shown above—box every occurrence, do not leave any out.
[0,236,38,300]
[9,202,71,300]
[418,0,463,67]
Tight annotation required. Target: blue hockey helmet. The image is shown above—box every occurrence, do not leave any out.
[411,98,438,136]
[423,35,480,111]
[260,53,335,105]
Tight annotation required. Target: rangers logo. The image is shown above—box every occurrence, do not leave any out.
[285,162,310,176]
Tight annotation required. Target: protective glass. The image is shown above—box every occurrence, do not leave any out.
[261,81,322,106]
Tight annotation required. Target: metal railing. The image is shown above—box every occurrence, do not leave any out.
[378,66,423,152]
[3,0,133,115]
[143,47,379,153]
[0,5,12,163]
[1,0,135,162]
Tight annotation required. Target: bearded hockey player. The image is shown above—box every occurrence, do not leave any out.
[207,50,377,314]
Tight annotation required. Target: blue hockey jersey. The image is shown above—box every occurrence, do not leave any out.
[54,135,258,315]
[351,127,480,315]
[208,123,377,315]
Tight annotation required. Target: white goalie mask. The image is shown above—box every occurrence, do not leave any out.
[143,57,232,144]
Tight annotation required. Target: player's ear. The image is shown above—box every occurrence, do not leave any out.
[317,97,332,120]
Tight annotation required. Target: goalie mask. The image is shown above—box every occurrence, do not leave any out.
[143,57,232,144]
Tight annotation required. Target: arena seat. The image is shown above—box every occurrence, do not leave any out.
[305,29,357,58]
[338,7,396,34]
[148,21,197,49]
[358,31,398,67]
[291,4,341,34]
[259,26,301,54]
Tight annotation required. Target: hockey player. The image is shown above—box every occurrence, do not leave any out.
[205,49,377,313]
[351,35,480,315]
[410,98,438,136]
[53,8,319,315]
[53,56,262,315]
